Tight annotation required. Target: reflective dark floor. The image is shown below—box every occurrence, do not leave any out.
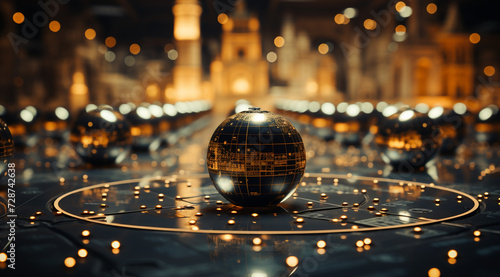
[1,114,500,277]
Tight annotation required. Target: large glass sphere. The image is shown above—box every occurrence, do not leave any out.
[207,108,306,207]
[376,108,442,171]
[70,106,132,165]
[0,119,14,180]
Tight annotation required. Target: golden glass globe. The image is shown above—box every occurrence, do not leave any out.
[207,108,306,207]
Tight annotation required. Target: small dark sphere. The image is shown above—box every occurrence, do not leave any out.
[125,104,164,150]
[70,106,131,165]
[376,108,442,171]
[207,108,306,207]
[0,119,14,180]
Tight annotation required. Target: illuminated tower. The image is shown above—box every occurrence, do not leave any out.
[172,0,203,101]
[211,2,268,97]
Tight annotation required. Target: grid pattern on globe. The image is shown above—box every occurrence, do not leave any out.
[207,111,306,205]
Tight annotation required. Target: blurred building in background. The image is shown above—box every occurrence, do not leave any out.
[0,0,499,113]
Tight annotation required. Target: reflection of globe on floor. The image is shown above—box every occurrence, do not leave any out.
[207,108,306,207]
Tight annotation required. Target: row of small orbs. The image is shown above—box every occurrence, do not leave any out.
[0,101,212,167]
[276,100,499,170]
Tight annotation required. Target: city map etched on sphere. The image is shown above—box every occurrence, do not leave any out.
[207,108,306,207]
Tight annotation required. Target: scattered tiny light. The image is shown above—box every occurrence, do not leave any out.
[189,219,196,225]
[356,240,364,247]
[367,206,375,210]
[0,252,7,263]
[216,200,223,205]
[253,238,262,245]
[321,193,327,198]
[295,217,304,223]
[111,241,121,249]
[81,230,90,237]
[228,220,235,225]
[342,202,348,206]
[85,28,96,40]
[469,33,480,44]
[64,257,76,268]
[307,201,314,206]
[414,227,422,233]
[129,43,141,55]
[361,189,367,194]
[317,240,326,248]
[286,256,299,267]
[217,13,228,24]
[155,205,162,209]
[140,205,146,209]
[363,19,377,30]
[251,213,259,217]
[340,215,348,220]
[13,12,25,24]
[274,36,285,47]
[395,1,406,12]
[158,193,165,198]
[363,238,372,245]
[101,193,107,197]
[105,36,116,48]
[435,198,440,203]
[484,66,495,77]
[473,230,481,237]
[266,52,278,63]
[373,198,380,203]
[428,268,440,277]
[29,216,35,220]
[426,3,437,14]
[448,249,458,259]
[77,249,88,258]
[49,21,61,32]
[318,43,329,54]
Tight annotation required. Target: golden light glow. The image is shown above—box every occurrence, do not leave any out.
[232,78,251,94]
[146,84,160,98]
[111,240,121,249]
[274,36,285,47]
[469,33,480,44]
[13,12,25,24]
[129,44,141,55]
[447,249,458,259]
[318,43,329,54]
[395,1,406,12]
[334,14,345,25]
[49,21,61,32]
[426,3,437,14]
[217,13,228,24]
[286,256,299,267]
[317,240,326,248]
[253,238,262,245]
[105,36,116,48]
[473,230,481,237]
[85,28,96,40]
[484,66,495,76]
[356,240,364,247]
[364,19,377,30]
[428,268,440,277]
[249,18,260,31]
[414,227,422,233]
[71,72,88,95]
[81,230,90,237]
[395,25,406,35]
[173,2,202,40]
[363,238,372,245]
[77,249,88,258]
[64,257,76,268]
[266,52,278,63]
[0,252,7,263]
